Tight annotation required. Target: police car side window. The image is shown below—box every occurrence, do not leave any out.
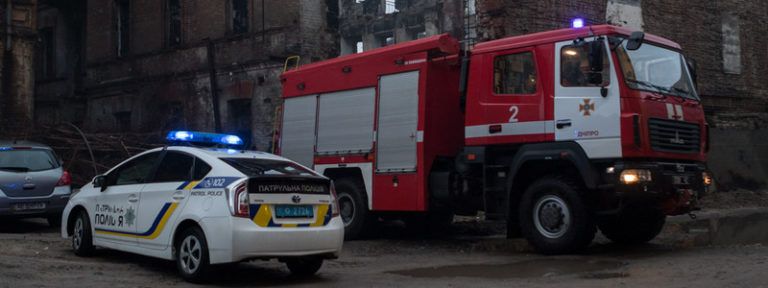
[152,151,194,183]
[110,152,161,186]
[192,158,212,180]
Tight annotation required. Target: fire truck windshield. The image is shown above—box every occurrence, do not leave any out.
[615,42,699,101]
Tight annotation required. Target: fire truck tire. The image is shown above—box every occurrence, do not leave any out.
[598,205,666,245]
[335,179,369,240]
[519,176,596,255]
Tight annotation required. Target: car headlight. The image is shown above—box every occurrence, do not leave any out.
[620,169,652,184]
[702,171,713,186]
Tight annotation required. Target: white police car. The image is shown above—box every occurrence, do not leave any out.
[60,131,344,282]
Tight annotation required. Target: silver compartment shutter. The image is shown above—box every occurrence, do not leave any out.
[280,96,317,167]
[316,88,376,154]
[377,71,419,172]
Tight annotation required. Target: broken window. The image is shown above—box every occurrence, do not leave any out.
[114,111,132,132]
[115,0,130,57]
[227,99,252,145]
[37,27,55,79]
[167,0,182,46]
[384,0,398,14]
[232,0,249,34]
[378,34,394,47]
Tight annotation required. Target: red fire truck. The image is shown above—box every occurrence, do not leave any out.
[278,24,711,254]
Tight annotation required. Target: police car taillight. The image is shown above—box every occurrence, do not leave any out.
[330,181,340,217]
[228,181,250,218]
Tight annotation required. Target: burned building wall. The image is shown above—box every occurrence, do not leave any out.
[0,0,38,133]
[338,0,465,55]
[79,0,337,151]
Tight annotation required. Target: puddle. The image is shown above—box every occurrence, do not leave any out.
[390,259,624,279]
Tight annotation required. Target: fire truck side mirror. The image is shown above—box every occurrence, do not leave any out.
[686,57,698,89]
[626,31,645,51]
[587,40,605,85]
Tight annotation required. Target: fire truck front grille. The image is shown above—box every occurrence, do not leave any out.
[648,118,701,154]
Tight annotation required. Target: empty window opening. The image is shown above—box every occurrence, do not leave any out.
[232,0,249,34]
[38,27,55,79]
[167,0,182,46]
[115,0,130,57]
[384,0,398,14]
[356,41,364,53]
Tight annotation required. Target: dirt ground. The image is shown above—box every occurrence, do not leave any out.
[1,214,767,288]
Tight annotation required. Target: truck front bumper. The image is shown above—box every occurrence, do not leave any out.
[599,161,709,216]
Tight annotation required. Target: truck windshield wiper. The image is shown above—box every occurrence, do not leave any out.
[625,79,668,99]
[0,167,30,172]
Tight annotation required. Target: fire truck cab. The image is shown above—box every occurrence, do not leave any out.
[279,24,710,254]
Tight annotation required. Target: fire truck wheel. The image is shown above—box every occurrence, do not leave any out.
[335,179,369,240]
[598,205,666,245]
[519,176,596,255]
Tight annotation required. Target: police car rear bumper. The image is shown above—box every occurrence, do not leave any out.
[201,216,344,264]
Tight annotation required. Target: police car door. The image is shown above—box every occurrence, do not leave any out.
[93,152,161,246]
[136,151,201,250]
[554,37,622,159]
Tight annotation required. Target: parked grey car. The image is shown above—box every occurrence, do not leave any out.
[0,141,71,226]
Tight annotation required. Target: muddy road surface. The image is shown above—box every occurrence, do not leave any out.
[1,217,767,288]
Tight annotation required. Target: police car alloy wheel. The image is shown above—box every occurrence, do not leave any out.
[176,227,210,282]
[72,210,94,256]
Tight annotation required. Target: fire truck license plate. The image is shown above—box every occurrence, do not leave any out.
[274,205,313,218]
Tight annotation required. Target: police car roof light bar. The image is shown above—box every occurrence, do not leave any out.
[166,130,245,148]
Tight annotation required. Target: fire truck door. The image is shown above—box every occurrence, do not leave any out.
[377,71,420,172]
[553,38,622,159]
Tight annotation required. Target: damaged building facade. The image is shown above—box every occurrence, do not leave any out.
[29,0,337,151]
[0,0,39,130]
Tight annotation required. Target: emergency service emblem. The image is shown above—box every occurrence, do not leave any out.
[125,206,136,226]
[579,99,595,116]
[292,195,302,204]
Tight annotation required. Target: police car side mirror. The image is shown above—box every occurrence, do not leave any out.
[93,175,107,191]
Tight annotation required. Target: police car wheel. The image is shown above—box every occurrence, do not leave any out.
[286,257,323,277]
[335,179,369,240]
[519,176,596,255]
[72,210,94,256]
[176,227,211,283]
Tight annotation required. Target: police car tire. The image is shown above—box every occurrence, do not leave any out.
[335,180,369,240]
[175,227,211,283]
[598,205,666,245]
[286,257,323,277]
[519,176,596,255]
[72,210,95,256]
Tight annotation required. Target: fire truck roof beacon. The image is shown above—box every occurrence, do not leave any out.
[166,130,244,147]
[572,18,584,28]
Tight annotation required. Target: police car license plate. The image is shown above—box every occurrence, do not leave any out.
[274,205,313,218]
[13,202,46,211]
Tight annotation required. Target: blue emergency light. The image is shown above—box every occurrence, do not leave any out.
[166,130,244,147]
[0,147,12,151]
[572,18,584,28]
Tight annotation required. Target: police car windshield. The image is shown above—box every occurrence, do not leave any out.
[220,158,315,177]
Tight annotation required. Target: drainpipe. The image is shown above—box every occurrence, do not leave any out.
[206,40,222,132]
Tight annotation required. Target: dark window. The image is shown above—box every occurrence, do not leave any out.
[493,52,537,94]
[152,152,194,183]
[115,0,130,57]
[109,152,161,186]
[560,42,610,87]
[220,158,315,177]
[232,0,249,34]
[114,111,131,132]
[167,0,182,46]
[0,149,59,172]
[38,28,55,79]
[193,158,212,180]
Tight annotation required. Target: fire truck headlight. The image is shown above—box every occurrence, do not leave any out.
[702,171,713,186]
[620,169,652,184]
